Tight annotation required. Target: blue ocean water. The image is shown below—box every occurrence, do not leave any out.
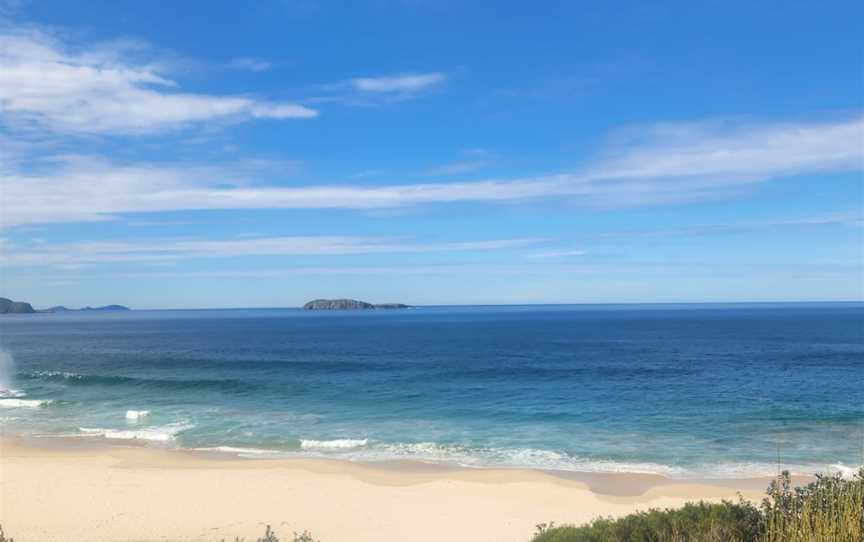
[1,303,862,478]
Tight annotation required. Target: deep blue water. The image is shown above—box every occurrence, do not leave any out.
[1,303,862,478]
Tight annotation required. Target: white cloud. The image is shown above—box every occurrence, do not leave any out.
[227,57,272,72]
[0,30,317,135]
[0,235,541,267]
[426,159,490,176]
[590,213,864,239]
[586,117,863,182]
[2,115,861,228]
[525,249,587,258]
[350,73,445,93]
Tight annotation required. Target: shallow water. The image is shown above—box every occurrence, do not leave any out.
[1,303,862,478]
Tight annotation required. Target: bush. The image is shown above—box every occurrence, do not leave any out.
[225,525,318,542]
[762,469,863,542]
[531,500,762,542]
[531,469,864,542]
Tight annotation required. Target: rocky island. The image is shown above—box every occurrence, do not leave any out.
[0,297,36,314]
[303,299,411,310]
[80,305,131,311]
[43,304,131,312]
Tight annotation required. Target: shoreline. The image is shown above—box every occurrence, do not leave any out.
[2,427,842,482]
[0,436,802,542]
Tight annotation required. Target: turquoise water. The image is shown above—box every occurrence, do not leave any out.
[1,303,862,478]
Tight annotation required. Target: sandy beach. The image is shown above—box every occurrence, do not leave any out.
[0,437,779,542]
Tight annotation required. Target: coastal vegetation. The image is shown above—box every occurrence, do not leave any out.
[531,470,864,542]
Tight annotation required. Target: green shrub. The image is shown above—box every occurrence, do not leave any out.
[531,500,761,542]
[531,469,864,542]
[762,469,863,542]
[225,525,318,542]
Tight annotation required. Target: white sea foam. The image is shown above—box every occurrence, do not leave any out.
[0,388,25,398]
[192,446,286,458]
[828,463,863,479]
[288,441,845,479]
[125,410,150,421]
[78,423,192,442]
[31,370,78,378]
[300,438,369,450]
[0,398,53,408]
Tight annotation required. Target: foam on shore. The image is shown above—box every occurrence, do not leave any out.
[78,423,192,442]
[301,438,369,450]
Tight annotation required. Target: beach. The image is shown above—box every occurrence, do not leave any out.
[0,437,774,542]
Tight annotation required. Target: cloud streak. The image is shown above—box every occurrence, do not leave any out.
[227,57,272,72]
[0,30,316,135]
[350,73,446,93]
[0,235,541,267]
[2,115,862,228]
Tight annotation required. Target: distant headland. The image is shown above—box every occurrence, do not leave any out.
[0,297,36,314]
[0,297,131,314]
[303,299,411,310]
[45,305,131,313]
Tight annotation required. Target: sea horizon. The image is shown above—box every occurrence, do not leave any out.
[14,300,864,312]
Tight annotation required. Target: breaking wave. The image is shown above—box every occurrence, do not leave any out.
[300,438,369,450]
[0,398,53,408]
[78,422,193,442]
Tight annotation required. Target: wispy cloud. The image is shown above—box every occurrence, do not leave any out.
[309,72,447,106]
[589,213,864,239]
[586,116,863,183]
[525,249,587,258]
[350,72,446,93]
[425,159,490,177]
[0,235,542,267]
[227,57,273,72]
[2,115,861,228]
[0,29,316,135]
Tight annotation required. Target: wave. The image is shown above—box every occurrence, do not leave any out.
[39,425,863,479]
[78,422,192,442]
[21,371,245,392]
[301,438,369,450]
[285,441,861,479]
[125,410,150,421]
[192,446,285,458]
[0,398,53,408]
[0,388,25,398]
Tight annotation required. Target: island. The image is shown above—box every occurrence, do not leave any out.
[0,297,36,314]
[80,305,131,312]
[302,299,411,310]
[43,304,131,313]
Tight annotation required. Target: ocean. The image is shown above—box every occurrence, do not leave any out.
[1,303,862,478]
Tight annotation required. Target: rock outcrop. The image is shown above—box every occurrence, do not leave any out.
[303,299,410,310]
[0,297,36,314]
[80,305,131,311]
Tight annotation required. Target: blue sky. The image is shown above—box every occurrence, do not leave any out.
[1,1,862,308]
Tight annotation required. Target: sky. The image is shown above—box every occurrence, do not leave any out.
[0,0,862,309]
